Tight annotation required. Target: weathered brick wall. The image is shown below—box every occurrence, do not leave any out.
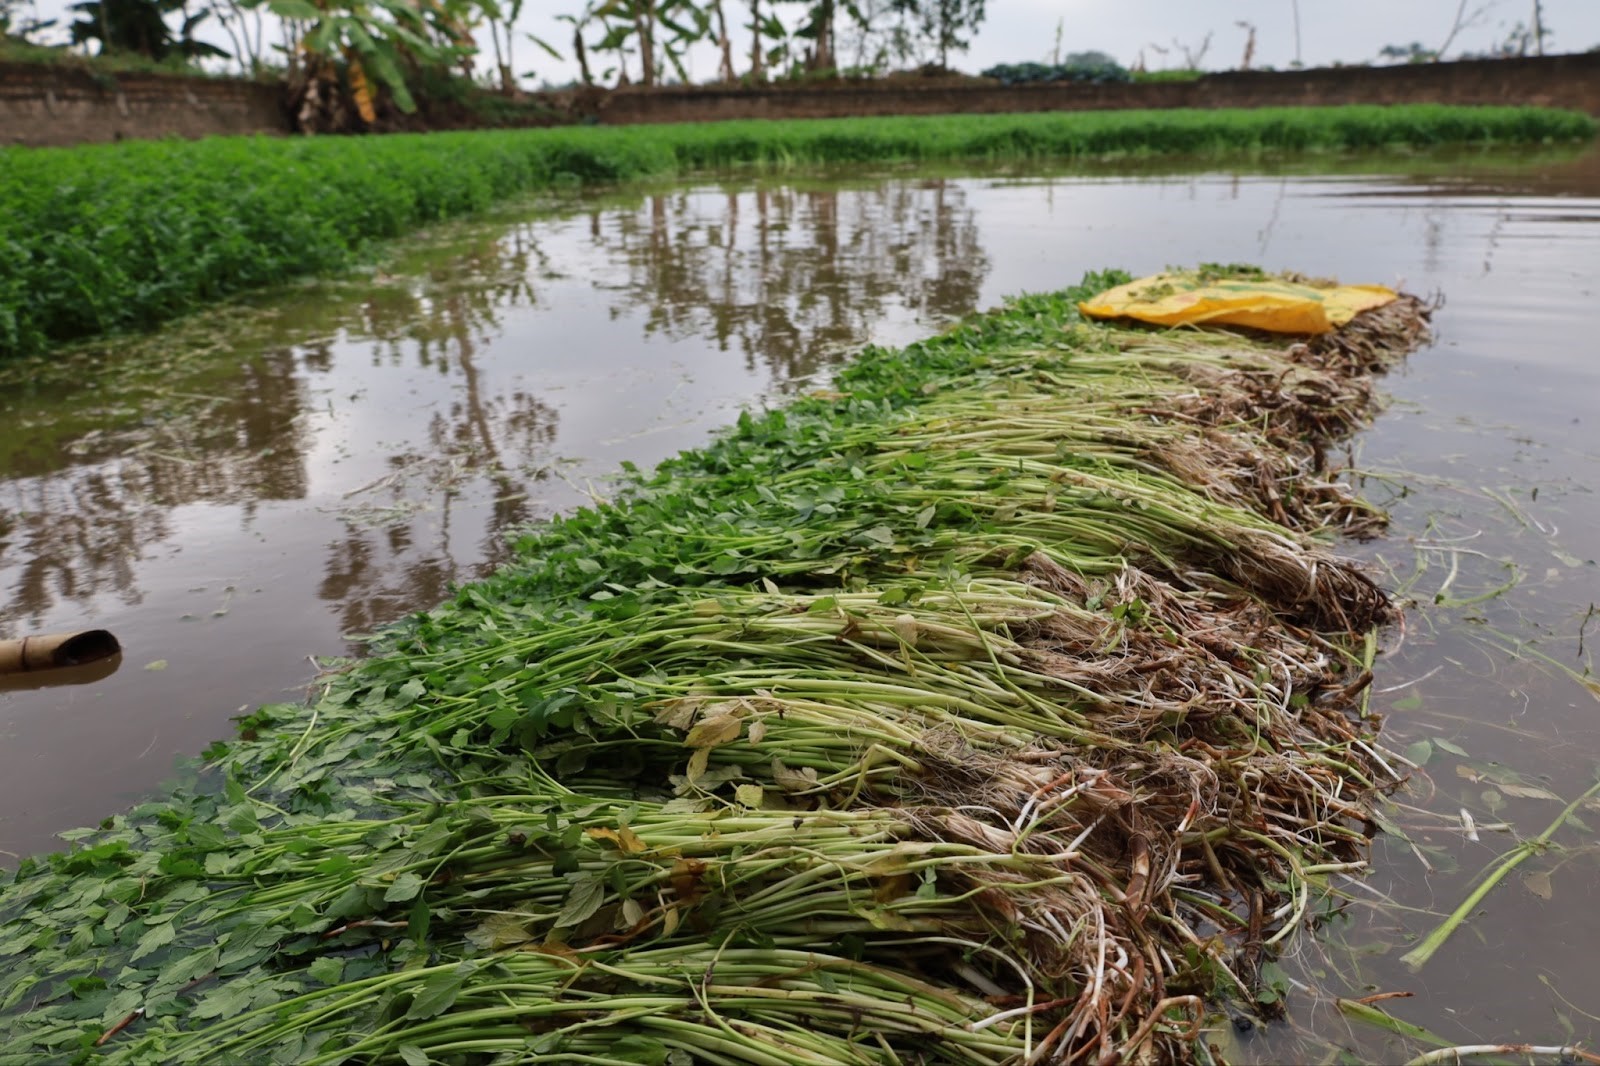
[593,52,1600,125]
[2,52,1596,147]
[0,62,285,147]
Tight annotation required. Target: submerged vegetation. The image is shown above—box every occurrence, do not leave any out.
[1,104,1594,359]
[0,270,1448,1062]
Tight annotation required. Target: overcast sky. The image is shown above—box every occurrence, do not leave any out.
[20,0,1600,86]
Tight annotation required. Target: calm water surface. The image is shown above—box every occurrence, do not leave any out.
[2,149,1597,1057]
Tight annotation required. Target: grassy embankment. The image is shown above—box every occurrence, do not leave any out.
[1,103,1592,359]
[0,269,1436,1063]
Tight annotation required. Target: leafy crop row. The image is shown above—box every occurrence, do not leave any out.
[1,104,1593,358]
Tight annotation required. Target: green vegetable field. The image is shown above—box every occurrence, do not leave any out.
[1,104,1592,359]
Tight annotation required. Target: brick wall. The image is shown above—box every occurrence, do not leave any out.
[593,52,1600,125]
[2,51,1597,148]
[0,62,285,147]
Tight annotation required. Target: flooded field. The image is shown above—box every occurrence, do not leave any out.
[2,147,1598,1058]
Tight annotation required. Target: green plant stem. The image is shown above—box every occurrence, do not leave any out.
[1400,776,1600,971]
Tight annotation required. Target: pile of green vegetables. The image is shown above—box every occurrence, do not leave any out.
[0,271,1432,1063]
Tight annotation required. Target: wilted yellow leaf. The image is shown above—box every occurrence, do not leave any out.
[772,759,819,792]
[653,699,700,730]
[735,784,764,808]
[873,873,911,903]
[686,747,711,783]
[586,826,647,853]
[1523,870,1553,900]
[685,714,742,749]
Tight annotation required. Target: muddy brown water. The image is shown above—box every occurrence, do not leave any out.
[2,149,1598,1057]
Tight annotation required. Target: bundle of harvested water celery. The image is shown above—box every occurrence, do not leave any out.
[0,270,1430,1065]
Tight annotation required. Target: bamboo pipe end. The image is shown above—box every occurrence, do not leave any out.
[0,630,122,675]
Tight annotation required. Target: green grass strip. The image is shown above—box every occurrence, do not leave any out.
[1,104,1593,359]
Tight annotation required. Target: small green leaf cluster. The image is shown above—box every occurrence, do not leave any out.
[981,58,1132,85]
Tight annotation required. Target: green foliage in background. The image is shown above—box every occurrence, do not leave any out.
[981,56,1129,85]
[1,103,1593,358]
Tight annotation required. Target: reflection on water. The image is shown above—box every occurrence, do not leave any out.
[2,148,1599,1058]
[2,350,312,629]
[0,178,989,646]
[587,182,987,383]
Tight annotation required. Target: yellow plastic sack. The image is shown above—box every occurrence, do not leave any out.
[1078,272,1397,335]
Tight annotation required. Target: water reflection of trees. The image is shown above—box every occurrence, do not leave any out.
[1,178,993,641]
[588,179,990,383]
[0,227,556,639]
[320,315,561,639]
[0,347,313,634]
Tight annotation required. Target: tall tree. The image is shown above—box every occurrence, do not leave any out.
[745,0,787,79]
[780,0,835,72]
[557,1,601,85]
[652,0,710,83]
[211,0,269,74]
[836,0,918,75]
[587,0,638,85]
[477,0,514,90]
[1531,0,1546,55]
[709,0,734,80]
[746,0,763,78]
[890,0,983,70]
[69,0,227,60]
[631,0,656,84]
[1436,0,1490,61]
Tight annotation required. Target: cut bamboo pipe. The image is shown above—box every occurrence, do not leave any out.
[0,630,121,676]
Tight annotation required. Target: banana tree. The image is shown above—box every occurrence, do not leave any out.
[622,0,655,86]
[476,0,513,91]
[250,0,466,126]
[587,1,638,86]
[653,0,713,83]
[778,0,834,72]
[744,0,788,80]
[556,2,599,85]
[473,0,561,92]
[420,0,478,77]
[477,0,552,92]
[568,0,701,88]
[707,0,734,81]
